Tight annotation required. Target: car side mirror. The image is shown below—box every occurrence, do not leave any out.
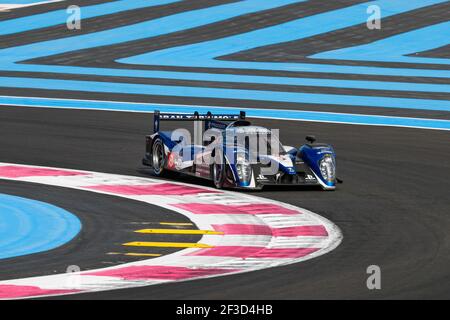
[305,135,316,144]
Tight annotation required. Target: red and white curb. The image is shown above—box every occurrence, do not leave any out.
[0,163,342,299]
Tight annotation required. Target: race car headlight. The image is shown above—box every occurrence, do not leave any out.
[236,153,251,183]
[319,155,335,182]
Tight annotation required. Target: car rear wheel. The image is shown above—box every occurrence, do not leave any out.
[212,161,225,189]
[152,138,166,176]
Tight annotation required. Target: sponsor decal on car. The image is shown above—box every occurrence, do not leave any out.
[257,174,268,181]
[167,152,175,169]
[287,167,296,174]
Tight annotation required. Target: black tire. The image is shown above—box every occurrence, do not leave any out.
[211,159,225,189]
[151,137,166,176]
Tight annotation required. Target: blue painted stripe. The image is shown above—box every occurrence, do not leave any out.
[314,21,450,65]
[0,0,181,36]
[4,64,449,94]
[1,0,448,79]
[0,193,81,260]
[120,0,450,77]
[0,0,301,62]
[0,96,449,130]
[0,76,448,111]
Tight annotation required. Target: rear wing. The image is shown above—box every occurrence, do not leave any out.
[153,110,246,133]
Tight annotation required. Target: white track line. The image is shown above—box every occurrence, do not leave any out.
[0,1,64,12]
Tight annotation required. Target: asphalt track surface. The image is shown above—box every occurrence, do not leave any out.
[0,0,449,299]
[0,107,449,299]
[0,178,201,281]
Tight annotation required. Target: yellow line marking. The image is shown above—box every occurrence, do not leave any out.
[107,252,162,257]
[124,253,162,257]
[159,222,194,226]
[122,241,213,248]
[134,228,223,235]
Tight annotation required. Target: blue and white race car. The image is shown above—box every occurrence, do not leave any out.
[142,110,337,190]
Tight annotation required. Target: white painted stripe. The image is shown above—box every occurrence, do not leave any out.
[0,0,64,11]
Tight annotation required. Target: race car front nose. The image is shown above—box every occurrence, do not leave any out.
[319,155,336,183]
